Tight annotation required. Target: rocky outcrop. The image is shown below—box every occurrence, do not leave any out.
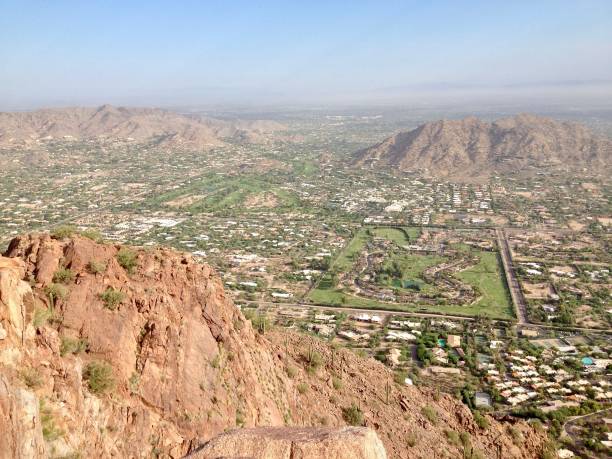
[353,114,611,180]
[188,426,387,459]
[0,233,550,458]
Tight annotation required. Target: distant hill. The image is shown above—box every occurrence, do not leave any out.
[0,105,286,149]
[353,114,611,180]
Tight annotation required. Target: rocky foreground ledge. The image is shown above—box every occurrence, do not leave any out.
[0,233,550,458]
[187,426,387,459]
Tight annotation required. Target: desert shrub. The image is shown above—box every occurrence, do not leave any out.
[83,361,115,394]
[473,411,489,429]
[406,431,418,447]
[53,268,74,284]
[45,283,68,306]
[99,287,124,310]
[79,229,103,242]
[304,347,323,374]
[60,337,88,356]
[540,441,558,459]
[116,248,137,273]
[236,409,245,427]
[129,373,140,394]
[21,367,43,389]
[40,399,64,441]
[286,366,297,378]
[251,313,270,334]
[88,260,107,274]
[445,430,461,447]
[296,382,308,394]
[33,307,54,328]
[342,403,363,426]
[421,405,438,425]
[332,375,343,390]
[459,431,471,448]
[509,426,523,445]
[51,225,76,239]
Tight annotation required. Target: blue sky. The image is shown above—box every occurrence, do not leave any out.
[1,0,611,108]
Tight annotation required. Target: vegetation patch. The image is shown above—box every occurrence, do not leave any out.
[60,337,88,356]
[100,287,125,310]
[83,361,115,394]
[342,403,364,426]
[53,268,74,284]
[116,248,138,273]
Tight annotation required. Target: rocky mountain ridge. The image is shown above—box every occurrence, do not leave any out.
[0,233,549,458]
[0,105,286,149]
[353,114,611,180]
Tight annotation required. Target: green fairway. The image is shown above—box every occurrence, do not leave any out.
[456,251,513,318]
[309,226,514,320]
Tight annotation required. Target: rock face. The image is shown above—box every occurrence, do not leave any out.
[0,233,549,458]
[0,105,285,149]
[353,114,611,180]
[188,426,387,459]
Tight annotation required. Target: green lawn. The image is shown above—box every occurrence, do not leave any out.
[379,252,443,293]
[309,227,514,320]
[456,251,514,319]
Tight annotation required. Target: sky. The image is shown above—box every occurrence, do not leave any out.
[1,0,612,110]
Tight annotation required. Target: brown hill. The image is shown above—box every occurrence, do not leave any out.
[353,114,611,180]
[0,233,549,458]
[0,105,285,149]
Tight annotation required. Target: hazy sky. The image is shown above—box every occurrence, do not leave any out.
[1,0,612,109]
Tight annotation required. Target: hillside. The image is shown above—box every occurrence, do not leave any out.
[0,105,285,149]
[353,114,611,180]
[0,233,549,458]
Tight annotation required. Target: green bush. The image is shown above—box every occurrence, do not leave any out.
[40,399,64,441]
[342,403,364,426]
[100,287,124,310]
[421,405,438,425]
[116,248,137,273]
[473,411,489,429]
[297,382,309,394]
[304,347,323,374]
[53,268,74,284]
[129,372,140,395]
[45,283,68,305]
[83,361,115,394]
[286,366,297,378]
[332,376,343,390]
[33,307,54,328]
[51,225,76,239]
[445,429,461,447]
[21,367,43,389]
[406,431,417,447]
[88,260,107,274]
[79,229,103,242]
[60,337,88,356]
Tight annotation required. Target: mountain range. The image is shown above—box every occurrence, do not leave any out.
[353,114,611,180]
[0,105,286,149]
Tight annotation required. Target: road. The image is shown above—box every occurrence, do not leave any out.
[562,407,612,454]
[255,300,612,334]
[496,228,528,324]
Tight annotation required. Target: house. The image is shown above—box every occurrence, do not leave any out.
[520,329,538,338]
[447,335,461,348]
[429,366,461,375]
[386,330,417,342]
[474,392,492,408]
